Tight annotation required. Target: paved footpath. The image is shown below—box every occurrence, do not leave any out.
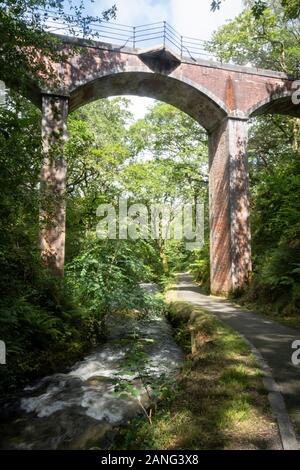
[172,273,300,449]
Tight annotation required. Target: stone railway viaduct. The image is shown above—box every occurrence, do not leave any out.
[8,34,300,295]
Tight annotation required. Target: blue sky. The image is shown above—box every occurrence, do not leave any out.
[88,0,243,41]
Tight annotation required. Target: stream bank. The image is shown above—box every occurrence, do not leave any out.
[0,284,183,450]
[113,298,282,450]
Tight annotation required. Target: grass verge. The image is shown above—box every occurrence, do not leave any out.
[112,301,280,450]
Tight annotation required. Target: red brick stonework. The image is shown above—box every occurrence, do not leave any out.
[8,35,299,294]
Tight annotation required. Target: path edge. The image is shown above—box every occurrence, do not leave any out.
[241,335,299,451]
[167,281,299,451]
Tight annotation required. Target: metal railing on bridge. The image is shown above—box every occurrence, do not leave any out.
[24,9,213,62]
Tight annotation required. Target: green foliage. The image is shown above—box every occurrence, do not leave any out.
[0,94,111,395]
[246,145,300,316]
[0,1,116,96]
[0,87,210,401]
[66,237,154,315]
[0,94,156,396]
[211,1,300,20]
[207,4,300,73]
[280,0,300,19]
[2,0,299,400]
[251,1,269,19]
[0,269,98,393]
[189,243,210,291]
[0,3,123,403]
[250,0,300,20]
[113,302,275,450]
[0,93,210,396]
[124,102,208,275]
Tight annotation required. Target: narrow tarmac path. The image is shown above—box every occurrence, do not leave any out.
[172,273,300,448]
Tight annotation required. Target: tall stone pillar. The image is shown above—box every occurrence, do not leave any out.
[40,95,68,276]
[208,117,251,295]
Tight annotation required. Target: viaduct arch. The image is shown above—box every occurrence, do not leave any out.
[7,35,299,295]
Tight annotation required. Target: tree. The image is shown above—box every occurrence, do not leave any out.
[65,98,133,259]
[128,102,208,204]
[123,102,209,273]
[211,0,300,20]
[207,4,300,73]
[0,94,153,395]
[0,1,116,94]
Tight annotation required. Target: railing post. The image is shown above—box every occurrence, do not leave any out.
[133,26,136,48]
[180,35,183,58]
[163,21,166,48]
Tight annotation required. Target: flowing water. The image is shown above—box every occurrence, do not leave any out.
[0,284,183,449]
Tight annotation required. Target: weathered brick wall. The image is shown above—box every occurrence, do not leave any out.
[48,38,297,122]
[27,37,298,293]
[29,37,298,127]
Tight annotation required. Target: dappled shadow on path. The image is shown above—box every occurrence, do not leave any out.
[171,273,300,439]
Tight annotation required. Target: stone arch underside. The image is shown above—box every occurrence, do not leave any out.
[249,93,300,118]
[68,71,228,132]
[24,43,298,294]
